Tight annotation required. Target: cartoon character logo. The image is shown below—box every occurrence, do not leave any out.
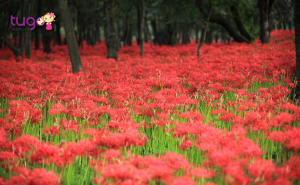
[40,12,55,30]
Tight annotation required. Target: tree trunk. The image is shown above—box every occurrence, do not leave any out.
[124,12,131,46]
[87,18,91,45]
[290,0,300,101]
[137,6,141,45]
[115,22,120,51]
[58,0,82,73]
[197,0,212,58]
[283,21,287,30]
[56,19,62,45]
[105,0,117,60]
[13,31,18,46]
[151,20,157,44]
[209,15,249,43]
[128,23,132,46]
[96,23,100,43]
[140,0,145,56]
[25,0,34,59]
[195,26,199,43]
[259,0,270,44]
[18,0,25,57]
[215,31,219,43]
[35,0,41,50]
[230,5,253,42]
[42,29,52,54]
[145,18,152,47]
[77,11,83,48]
[289,21,292,31]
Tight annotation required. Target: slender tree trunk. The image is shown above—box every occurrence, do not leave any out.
[137,6,141,45]
[145,17,152,47]
[13,31,18,46]
[18,0,25,57]
[140,0,145,56]
[104,1,109,47]
[124,12,131,46]
[289,21,292,31]
[197,0,212,58]
[56,19,62,45]
[290,0,300,101]
[25,0,34,58]
[128,23,132,46]
[115,22,120,51]
[77,11,83,48]
[58,0,82,73]
[35,0,41,50]
[195,26,199,43]
[96,23,100,43]
[105,0,117,60]
[283,21,287,30]
[259,0,270,44]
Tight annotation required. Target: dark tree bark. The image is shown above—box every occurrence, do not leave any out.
[230,5,253,42]
[196,0,212,58]
[137,5,141,45]
[115,22,120,51]
[151,20,157,44]
[77,11,83,48]
[195,26,199,43]
[58,0,82,73]
[140,0,145,56]
[127,23,132,46]
[42,29,52,54]
[182,21,190,45]
[1,1,21,56]
[105,0,117,60]
[123,12,131,46]
[25,0,35,59]
[35,0,41,50]
[290,0,300,101]
[259,0,269,44]
[258,0,275,44]
[13,31,18,46]
[209,15,248,43]
[56,19,62,45]
[145,16,152,47]
[18,0,25,57]
[96,23,100,43]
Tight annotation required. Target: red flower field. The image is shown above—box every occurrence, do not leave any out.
[0,30,299,185]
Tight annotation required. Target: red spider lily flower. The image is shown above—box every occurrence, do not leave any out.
[104,149,122,162]
[191,168,216,179]
[163,152,191,171]
[43,125,61,136]
[0,151,17,162]
[170,176,195,185]
[11,134,41,157]
[6,167,60,185]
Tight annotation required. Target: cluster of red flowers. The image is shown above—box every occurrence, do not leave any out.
[0,30,299,184]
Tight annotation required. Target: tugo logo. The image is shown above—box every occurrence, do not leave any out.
[11,12,55,31]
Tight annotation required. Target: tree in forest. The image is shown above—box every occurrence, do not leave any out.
[196,0,212,58]
[258,0,276,44]
[25,0,34,59]
[105,0,118,60]
[0,0,22,57]
[58,0,82,73]
[140,0,145,56]
[290,0,300,102]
